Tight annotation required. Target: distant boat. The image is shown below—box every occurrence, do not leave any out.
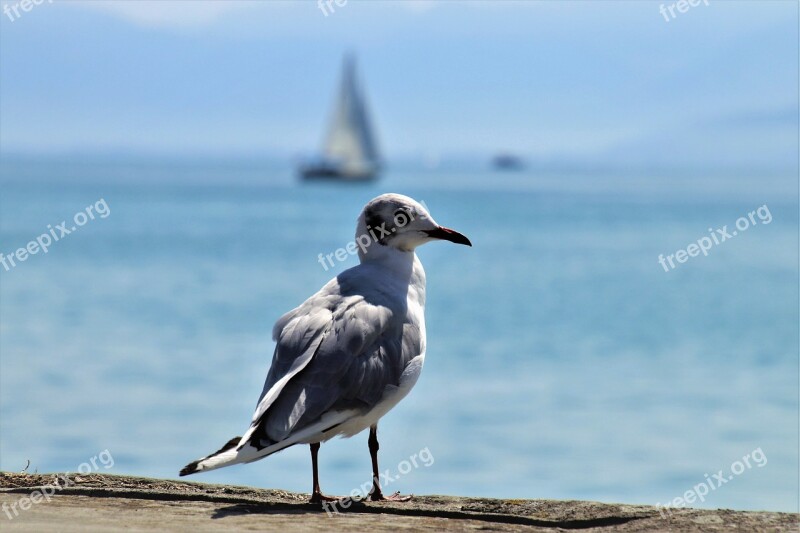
[492,153,525,171]
[300,55,381,182]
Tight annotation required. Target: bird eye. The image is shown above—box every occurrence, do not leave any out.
[393,208,411,227]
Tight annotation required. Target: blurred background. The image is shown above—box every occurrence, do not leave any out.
[0,0,797,513]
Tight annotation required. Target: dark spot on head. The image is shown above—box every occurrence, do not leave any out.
[365,206,392,245]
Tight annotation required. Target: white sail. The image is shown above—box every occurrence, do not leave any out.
[323,55,380,176]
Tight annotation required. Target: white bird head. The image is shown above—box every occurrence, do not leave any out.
[355,194,471,260]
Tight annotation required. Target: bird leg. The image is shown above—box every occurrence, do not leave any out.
[308,443,337,503]
[367,426,412,502]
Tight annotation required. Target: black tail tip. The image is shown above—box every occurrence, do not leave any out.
[179,461,200,477]
[179,436,242,477]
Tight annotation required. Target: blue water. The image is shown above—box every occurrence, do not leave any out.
[0,157,797,513]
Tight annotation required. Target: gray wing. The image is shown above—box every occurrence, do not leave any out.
[242,275,419,450]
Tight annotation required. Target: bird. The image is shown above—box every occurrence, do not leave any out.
[179,193,471,503]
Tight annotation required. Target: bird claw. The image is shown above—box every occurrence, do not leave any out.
[309,491,340,504]
[368,490,413,502]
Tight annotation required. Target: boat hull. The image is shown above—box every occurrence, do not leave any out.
[299,163,378,182]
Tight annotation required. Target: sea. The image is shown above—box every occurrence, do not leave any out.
[0,156,797,513]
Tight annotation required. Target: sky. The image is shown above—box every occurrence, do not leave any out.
[0,0,797,170]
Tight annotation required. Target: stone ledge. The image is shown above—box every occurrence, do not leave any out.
[0,472,796,531]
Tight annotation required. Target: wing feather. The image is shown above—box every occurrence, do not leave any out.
[240,272,419,450]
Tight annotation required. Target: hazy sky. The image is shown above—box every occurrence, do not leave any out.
[0,0,796,169]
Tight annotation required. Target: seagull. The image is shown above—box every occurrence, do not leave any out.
[180,193,471,503]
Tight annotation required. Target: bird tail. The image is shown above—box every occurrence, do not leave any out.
[180,408,362,476]
[179,432,295,476]
[179,436,247,476]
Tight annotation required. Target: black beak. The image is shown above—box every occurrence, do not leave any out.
[425,226,472,246]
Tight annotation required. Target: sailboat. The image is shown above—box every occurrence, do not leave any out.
[300,55,381,181]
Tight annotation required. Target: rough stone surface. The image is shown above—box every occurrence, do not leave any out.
[0,472,796,532]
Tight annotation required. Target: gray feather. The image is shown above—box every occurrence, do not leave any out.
[246,266,419,448]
